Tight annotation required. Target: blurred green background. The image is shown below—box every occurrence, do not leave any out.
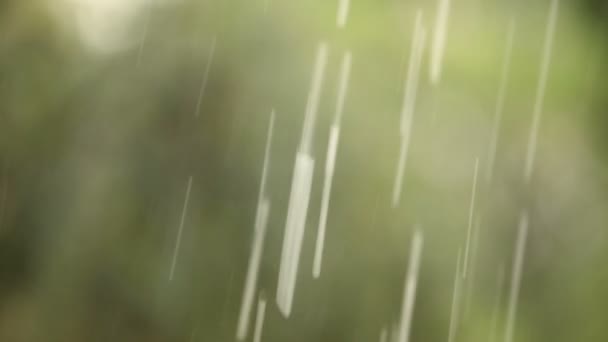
[0,0,607,341]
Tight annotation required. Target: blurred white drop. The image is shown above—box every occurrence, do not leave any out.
[313,51,352,278]
[66,0,148,53]
[277,42,329,317]
[169,176,193,281]
[463,158,479,278]
[397,229,424,342]
[392,11,426,208]
[487,20,516,183]
[236,112,274,340]
[429,0,451,84]
[504,211,529,342]
[524,0,559,183]
[253,294,267,342]
[194,36,217,117]
[336,0,351,28]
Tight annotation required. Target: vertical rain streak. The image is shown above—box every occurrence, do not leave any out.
[335,51,353,124]
[235,201,270,340]
[487,21,516,183]
[194,35,217,117]
[463,158,479,277]
[504,211,529,342]
[336,0,351,29]
[277,42,329,317]
[253,294,267,342]
[524,0,559,183]
[300,43,330,155]
[392,11,426,208]
[313,51,352,278]
[397,229,424,342]
[429,0,451,84]
[236,112,275,340]
[169,176,193,281]
[277,153,315,316]
[257,111,276,206]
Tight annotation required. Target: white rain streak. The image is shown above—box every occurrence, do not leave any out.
[277,42,329,317]
[524,0,559,183]
[335,52,353,124]
[392,12,426,208]
[463,158,479,277]
[194,36,217,117]
[313,51,352,278]
[504,211,529,342]
[429,0,451,84]
[487,21,516,183]
[258,111,276,206]
[300,43,330,155]
[169,176,193,281]
[236,112,275,341]
[447,249,463,342]
[253,295,267,342]
[277,153,314,316]
[336,0,351,28]
[397,229,424,342]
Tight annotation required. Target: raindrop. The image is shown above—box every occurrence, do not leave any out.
[524,0,559,183]
[392,11,426,208]
[313,51,352,278]
[169,176,193,281]
[277,42,329,317]
[236,112,275,340]
[194,36,218,117]
[463,158,479,278]
[487,20,516,183]
[396,229,424,342]
[336,0,351,29]
[504,210,529,342]
[429,0,451,84]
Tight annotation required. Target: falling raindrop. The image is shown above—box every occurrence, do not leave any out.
[277,42,329,317]
[236,112,275,340]
[253,294,267,342]
[504,210,529,342]
[429,0,451,84]
[392,11,426,208]
[194,35,217,117]
[336,0,351,29]
[463,158,479,278]
[396,229,424,342]
[313,51,352,278]
[524,0,559,183]
[169,176,193,281]
[487,20,516,183]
